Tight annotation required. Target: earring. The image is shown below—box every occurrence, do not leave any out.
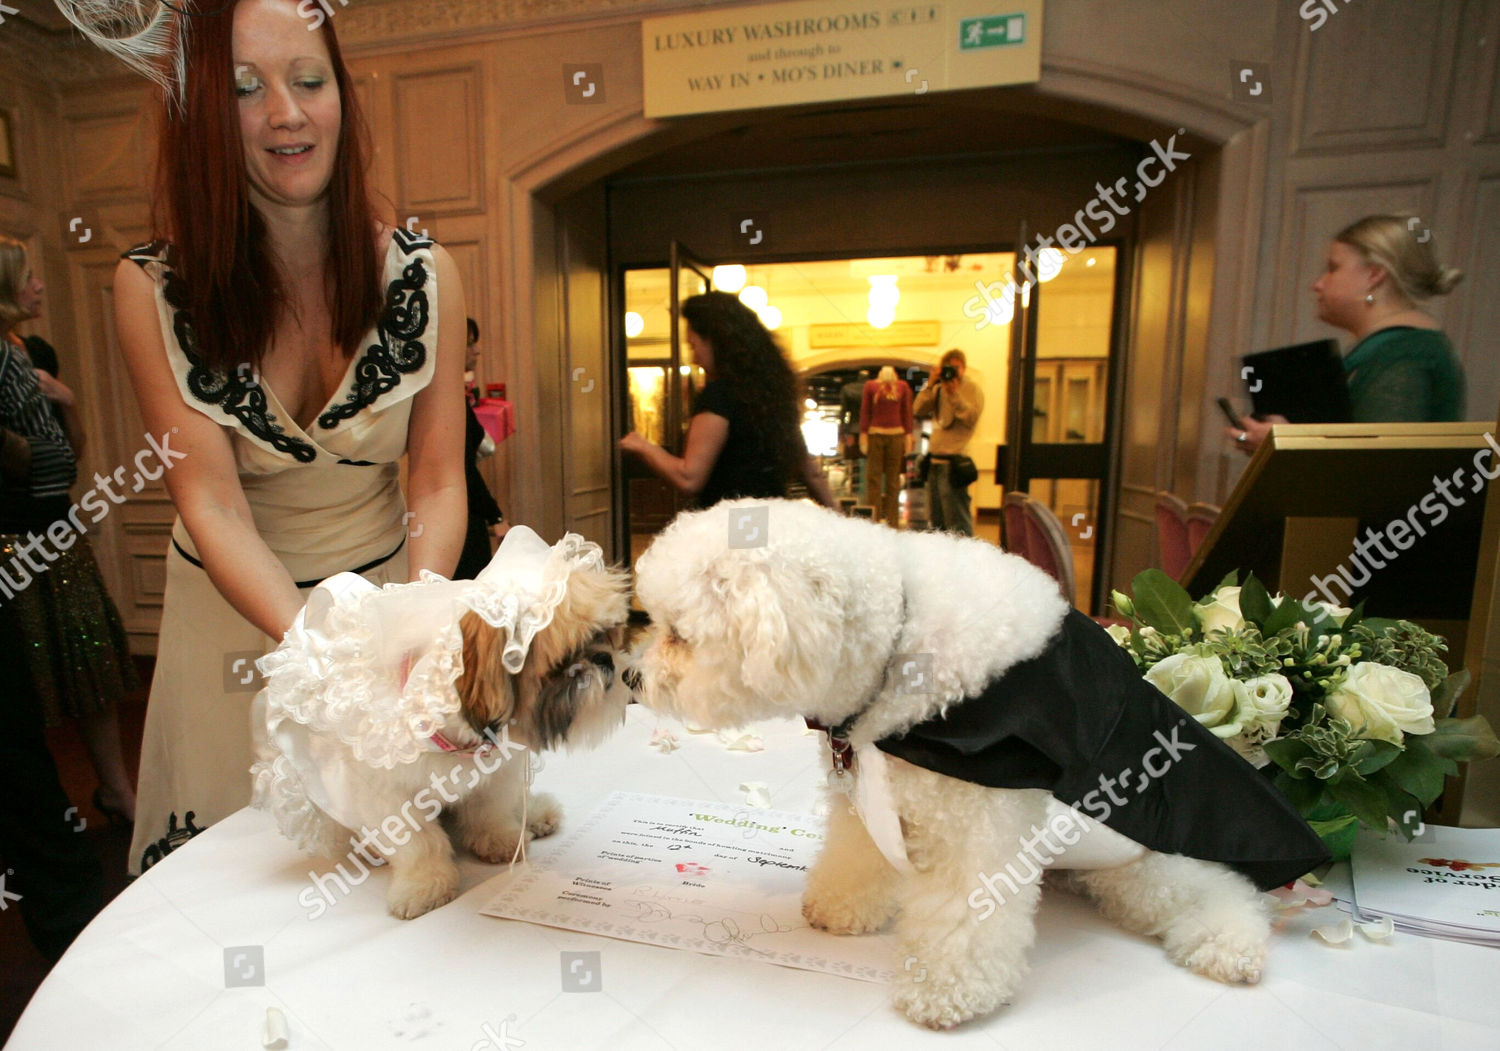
[1364,293,1375,305]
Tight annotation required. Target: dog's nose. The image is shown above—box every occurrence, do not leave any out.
[622,665,643,692]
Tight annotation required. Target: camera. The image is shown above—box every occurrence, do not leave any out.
[939,365,959,383]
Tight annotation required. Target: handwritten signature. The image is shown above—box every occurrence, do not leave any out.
[623,899,802,952]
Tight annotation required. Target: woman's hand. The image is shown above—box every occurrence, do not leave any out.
[1226,414,1285,455]
[33,371,75,409]
[618,431,652,457]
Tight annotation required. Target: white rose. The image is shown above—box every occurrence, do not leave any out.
[1231,674,1294,727]
[1307,600,1353,625]
[1194,587,1245,634]
[1146,653,1237,731]
[1324,663,1435,745]
[1105,624,1132,646]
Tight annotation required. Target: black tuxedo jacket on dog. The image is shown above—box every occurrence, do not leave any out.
[876,609,1331,890]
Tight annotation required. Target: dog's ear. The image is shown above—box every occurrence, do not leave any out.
[457,609,517,731]
[706,551,844,700]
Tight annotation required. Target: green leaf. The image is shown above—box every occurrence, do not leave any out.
[1131,569,1197,636]
[1430,669,1472,720]
[1215,570,1239,590]
[1263,594,1311,635]
[1350,739,1403,775]
[1275,770,1325,811]
[1373,778,1425,839]
[1308,813,1360,859]
[1263,737,1312,774]
[1423,715,1500,762]
[1341,601,1366,630]
[1238,574,1274,629]
[1360,617,1402,634]
[1381,740,1451,805]
[1327,770,1392,830]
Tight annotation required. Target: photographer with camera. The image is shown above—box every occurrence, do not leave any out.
[912,349,984,536]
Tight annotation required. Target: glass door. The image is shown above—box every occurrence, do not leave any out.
[1002,242,1120,612]
[619,244,712,565]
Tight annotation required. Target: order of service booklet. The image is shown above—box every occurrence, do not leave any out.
[1349,824,1500,946]
[480,791,899,981]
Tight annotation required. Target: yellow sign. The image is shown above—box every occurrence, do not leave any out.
[809,321,942,348]
[642,0,1044,118]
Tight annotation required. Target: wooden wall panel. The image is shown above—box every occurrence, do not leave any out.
[392,65,485,217]
[1291,0,1459,156]
[63,108,152,203]
[1453,175,1500,421]
[557,187,612,550]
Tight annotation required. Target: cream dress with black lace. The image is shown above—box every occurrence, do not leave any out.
[124,228,440,875]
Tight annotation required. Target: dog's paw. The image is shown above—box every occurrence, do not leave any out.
[386,867,460,920]
[526,793,562,840]
[891,968,1011,1030]
[802,889,895,935]
[464,827,530,864]
[1165,920,1268,985]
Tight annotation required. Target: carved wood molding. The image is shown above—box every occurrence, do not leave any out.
[0,16,139,87]
[331,0,704,47]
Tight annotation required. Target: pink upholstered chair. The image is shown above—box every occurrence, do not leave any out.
[1155,491,1191,579]
[1186,502,1220,555]
[1001,491,1031,559]
[1022,496,1076,604]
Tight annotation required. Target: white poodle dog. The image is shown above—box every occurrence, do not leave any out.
[628,499,1328,1029]
[252,527,631,919]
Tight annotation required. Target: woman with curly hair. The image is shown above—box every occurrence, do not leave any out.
[619,291,835,509]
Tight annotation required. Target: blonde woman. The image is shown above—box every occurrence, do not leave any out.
[859,366,913,526]
[1232,215,1464,452]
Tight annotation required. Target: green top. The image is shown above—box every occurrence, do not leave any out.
[1342,327,1464,422]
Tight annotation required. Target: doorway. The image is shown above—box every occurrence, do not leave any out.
[615,245,1123,612]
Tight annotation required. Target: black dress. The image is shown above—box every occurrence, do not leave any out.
[453,400,504,580]
[0,335,139,725]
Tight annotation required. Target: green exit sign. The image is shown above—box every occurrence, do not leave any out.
[959,13,1026,50]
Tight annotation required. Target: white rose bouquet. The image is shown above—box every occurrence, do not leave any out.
[1111,570,1498,858]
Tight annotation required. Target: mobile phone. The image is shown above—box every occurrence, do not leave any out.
[1216,397,1244,429]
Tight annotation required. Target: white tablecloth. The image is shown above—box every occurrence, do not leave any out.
[10,705,1499,1050]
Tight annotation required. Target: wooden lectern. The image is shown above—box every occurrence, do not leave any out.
[1185,422,1500,822]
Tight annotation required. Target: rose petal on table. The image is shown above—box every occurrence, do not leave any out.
[739,781,771,808]
[1269,878,1335,909]
[264,1007,289,1049]
[718,730,764,752]
[1359,916,1396,941]
[1311,918,1354,944]
[648,727,680,753]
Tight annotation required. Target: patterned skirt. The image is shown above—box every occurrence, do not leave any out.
[0,532,139,725]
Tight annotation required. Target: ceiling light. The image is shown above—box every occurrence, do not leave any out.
[739,285,769,311]
[624,311,644,338]
[711,265,747,293]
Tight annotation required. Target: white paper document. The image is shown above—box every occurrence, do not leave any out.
[480,791,899,981]
[1350,824,1500,945]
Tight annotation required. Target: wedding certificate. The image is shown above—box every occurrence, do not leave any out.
[480,791,898,981]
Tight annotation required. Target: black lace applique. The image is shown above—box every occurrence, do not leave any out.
[122,242,317,464]
[318,233,431,429]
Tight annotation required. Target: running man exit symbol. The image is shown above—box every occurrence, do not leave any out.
[960,14,1026,49]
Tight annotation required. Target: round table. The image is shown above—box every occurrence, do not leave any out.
[10,706,1499,1049]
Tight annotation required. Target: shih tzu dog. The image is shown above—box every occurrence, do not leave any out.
[628,498,1328,1029]
[252,526,631,919]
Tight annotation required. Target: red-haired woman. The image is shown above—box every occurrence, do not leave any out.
[113,0,467,873]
